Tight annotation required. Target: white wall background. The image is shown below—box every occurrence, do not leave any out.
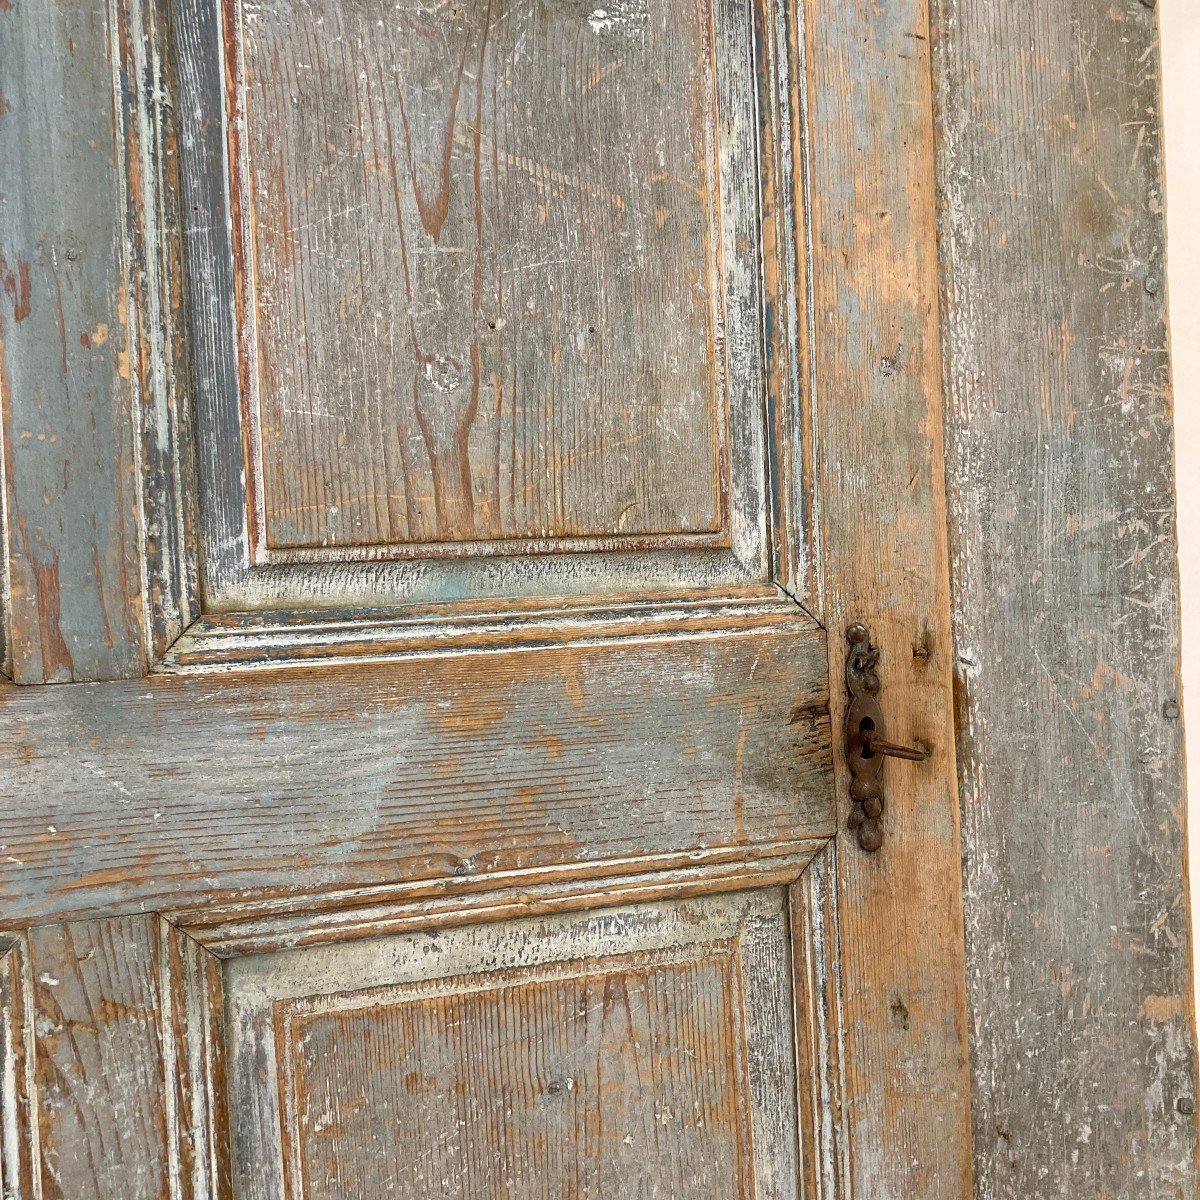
[1160,0,1199,1014]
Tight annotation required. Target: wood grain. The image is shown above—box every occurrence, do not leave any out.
[802,0,974,1193]
[224,891,801,1200]
[0,936,36,1200]
[0,2,145,682]
[0,618,833,925]
[233,0,725,553]
[280,955,748,1199]
[8,918,230,1200]
[933,2,1198,1195]
[27,917,170,1200]
[175,0,773,612]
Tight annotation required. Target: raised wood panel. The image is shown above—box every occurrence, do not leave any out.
[0,612,831,926]
[1,881,842,1200]
[233,0,727,556]
[224,891,802,1200]
[174,0,779,612]
[278,956,749,1198]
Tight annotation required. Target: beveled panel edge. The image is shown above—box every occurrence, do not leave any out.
[174,841,830,957]
[156,583,817,674]
[158,918,234,1200]
[793,838,850,1200]
[119,0,203,664]
[756,0,821,612]
[258,529,732,566]
[197,544,767,616]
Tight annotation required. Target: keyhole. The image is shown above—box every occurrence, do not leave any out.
[858,716,876,758]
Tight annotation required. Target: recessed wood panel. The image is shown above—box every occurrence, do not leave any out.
[175,0,772,610]
[277,954,750,1199]
[225,891,803,1200]
[231,0,727,558]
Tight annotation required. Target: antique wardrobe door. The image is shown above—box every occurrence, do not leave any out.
[0,0,971,1196]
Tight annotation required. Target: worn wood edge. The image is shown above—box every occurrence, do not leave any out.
[801,0,975,1193]
[793,839,849,1200]
[758,0,822,616]
[116,0,201,664]
[157,584,818,672]
[170,842,830,956]
[0,935,37,1200]
[160,920,232,1200]
[256,529,733,566]
[0,404,11,685]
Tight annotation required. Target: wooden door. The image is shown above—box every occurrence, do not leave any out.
[0,0,972,1197]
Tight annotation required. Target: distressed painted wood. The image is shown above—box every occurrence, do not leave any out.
[223,892,800,1200]
[799,0,975,1194]
[176,0,772,614]
[0,936,37,1200]
[7,917,228,1200]
[0,3,145,682]
[0,0,1013,1194]
[933,2,1199,1196]
[0,614,833,925]
[27,916,171,1200]
[0,0,195,684]
[233,0,726,554]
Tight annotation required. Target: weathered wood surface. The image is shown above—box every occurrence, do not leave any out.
[0,3,144,682]
[9,917,229,1200]
[934,1,1198,1196]
[224,892,800,1200]
[285,958,745,1196]
[801,0,974,1194]
[235,0,725,553]
[0,617,833,925]
[179,0,773,613]
[27,916,171,1200]
[0,0,196,683]
[0,937,37,1200]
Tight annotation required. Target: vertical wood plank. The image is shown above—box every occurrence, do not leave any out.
[933,2,1198,1195]
[802,0,974,1195]
[0,937,37,1200]
[0,2,146,682]
[25,915,228,1200]
[28,917,169,1199]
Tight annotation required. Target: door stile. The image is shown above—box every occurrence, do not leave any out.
[799,0,975,1196]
